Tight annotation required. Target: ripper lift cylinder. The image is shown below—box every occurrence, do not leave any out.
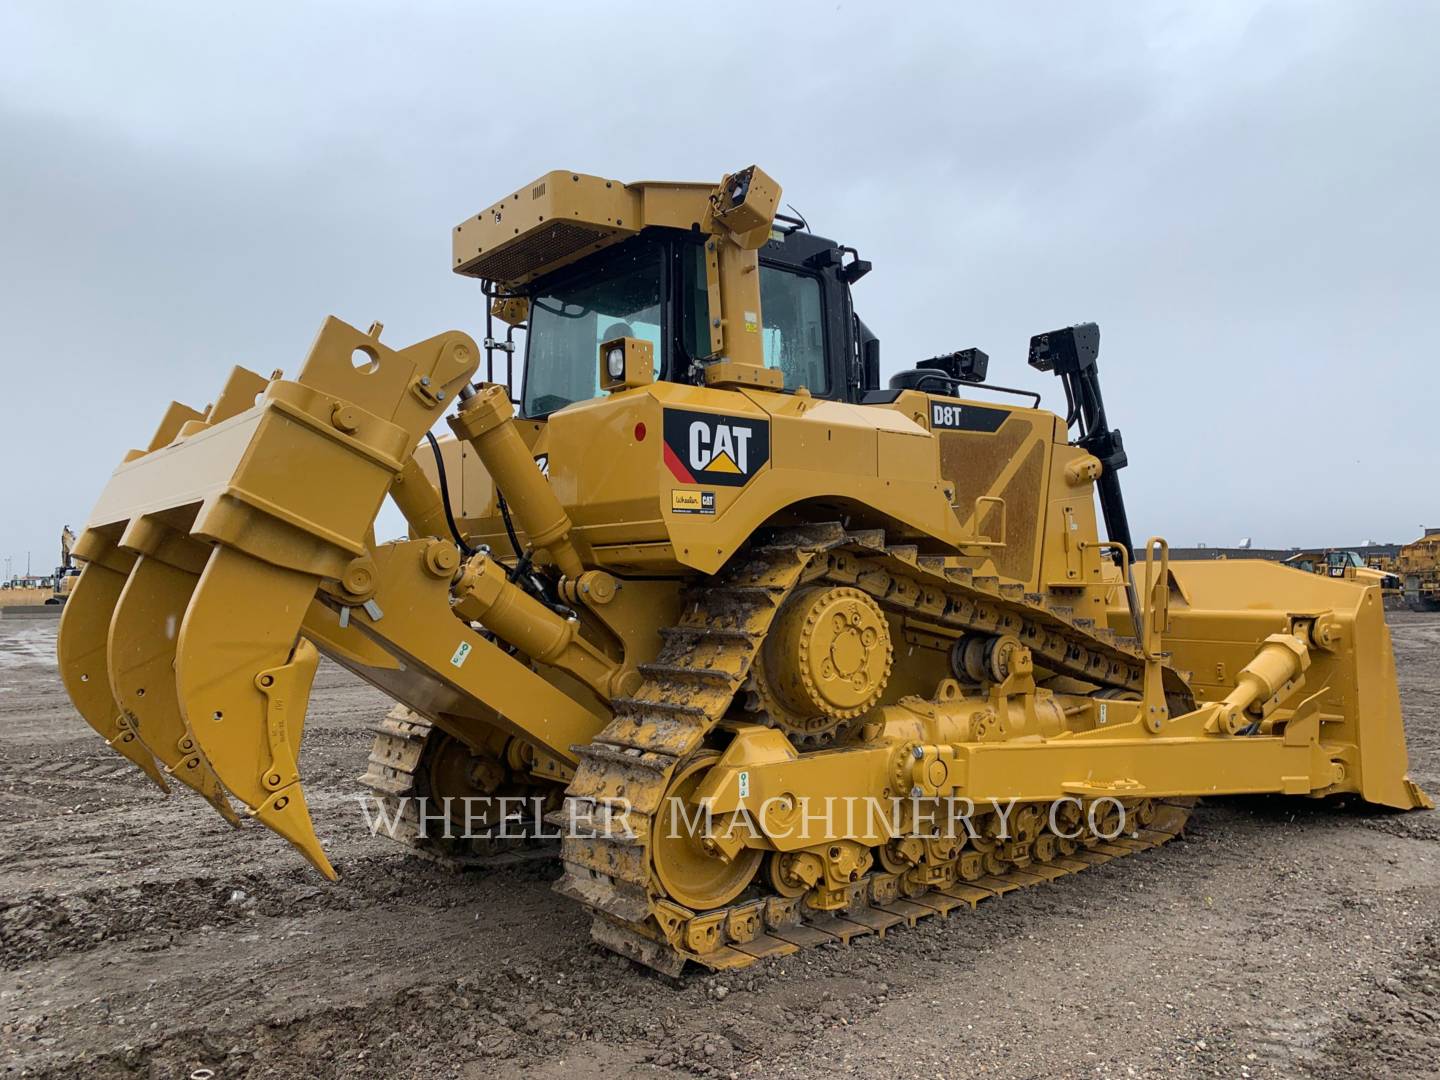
[389,457,452,541]
[451,551,624,699]
[448,384,585,580]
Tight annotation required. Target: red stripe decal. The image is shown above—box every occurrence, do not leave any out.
[663,442,696,484]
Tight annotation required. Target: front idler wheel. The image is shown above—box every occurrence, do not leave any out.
[650,752,762,911]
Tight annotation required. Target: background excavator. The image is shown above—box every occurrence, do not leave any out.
[58,165,1430,974]
[48,525,79,604]
[0,526,80,608]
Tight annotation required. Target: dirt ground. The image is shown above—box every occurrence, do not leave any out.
[2,611,1438,1080]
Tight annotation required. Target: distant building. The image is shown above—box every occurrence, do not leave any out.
[1170,543,1404,563]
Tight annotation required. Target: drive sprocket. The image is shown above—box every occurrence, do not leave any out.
[746,584,893,747]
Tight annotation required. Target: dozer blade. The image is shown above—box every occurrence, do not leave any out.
[107,554,240,825]
[56,559,171,793]
[176,546,331,876]
[1155,559,1432,810]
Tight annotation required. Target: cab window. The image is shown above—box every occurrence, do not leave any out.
[683,246,828,393]
[522,249,662,417]
[760,266,827,392]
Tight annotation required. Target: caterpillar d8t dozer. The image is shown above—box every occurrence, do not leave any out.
[60,166,1430,974]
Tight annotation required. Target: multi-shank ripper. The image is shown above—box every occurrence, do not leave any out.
[61,165,1429,973]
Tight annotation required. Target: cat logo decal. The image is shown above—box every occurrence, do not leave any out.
[662,409,770,488]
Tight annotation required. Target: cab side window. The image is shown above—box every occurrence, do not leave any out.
[683,247,828,393]
[760,267,827,393]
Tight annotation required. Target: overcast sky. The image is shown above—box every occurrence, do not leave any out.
[2,1,1436,576]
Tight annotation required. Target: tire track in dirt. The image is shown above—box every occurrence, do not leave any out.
[2,854,557,970]
[3,615,1439,1079]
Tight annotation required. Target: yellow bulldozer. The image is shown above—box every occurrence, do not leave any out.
[59,166,1429,974]
[1399,529,1440,612]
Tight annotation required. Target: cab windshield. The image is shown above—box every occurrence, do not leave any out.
[522,248,662,417]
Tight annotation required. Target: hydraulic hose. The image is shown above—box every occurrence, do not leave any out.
[424,430,476,558]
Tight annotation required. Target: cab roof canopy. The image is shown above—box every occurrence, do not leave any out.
[452,171,717,288]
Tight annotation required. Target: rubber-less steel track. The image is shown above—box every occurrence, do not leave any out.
[359,705,554,870]
[556,523,1192,975]
[597,799,1194,975]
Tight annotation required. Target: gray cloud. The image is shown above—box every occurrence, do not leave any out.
[2,1,1436,575]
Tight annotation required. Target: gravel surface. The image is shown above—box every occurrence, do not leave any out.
[2,612,1437,1079]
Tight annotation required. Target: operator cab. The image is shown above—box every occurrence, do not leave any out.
[513,223,880,419]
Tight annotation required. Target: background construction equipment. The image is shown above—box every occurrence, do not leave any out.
[1400,528,1440,612]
